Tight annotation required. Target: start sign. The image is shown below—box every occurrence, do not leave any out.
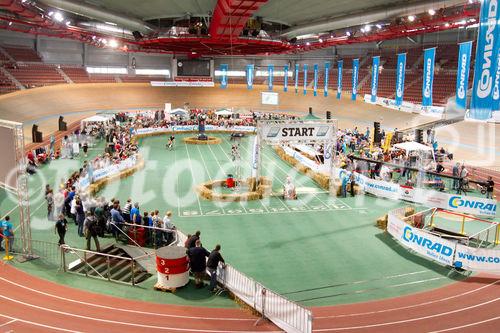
[259,121,335,143]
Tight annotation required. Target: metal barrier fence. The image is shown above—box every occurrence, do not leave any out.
[216,263,312,333]
[9,237,60,267]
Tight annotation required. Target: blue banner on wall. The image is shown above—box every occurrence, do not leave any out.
[313,64,319,96]
[494,49,500,112]
[294,64,299,93]
[395,53,406,106]
[456,41,472,110]
[422,48,436,107]
[220,64,228,89]
[370,56,380,103]
[268,64,274,91]
[303,64,308,95]
[324,62,330,97]
[337,60,343,99]
[246,64,253,90]
[470,0,500,120]
[352,58,359,101]
[284,65,289,92]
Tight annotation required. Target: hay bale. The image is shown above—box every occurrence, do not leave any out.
[404,207,416,217]
[376,214,388,230]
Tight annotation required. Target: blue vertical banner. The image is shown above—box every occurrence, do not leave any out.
[303,64,308,95]
[324,62,330,97]
[313,64,319,96]
[351,58,359,101]
[220,64,228,89]
[456,41,472,110]
[294,64,299,93]
[370,56,380,103]
[337,60,343,99]
[283,65,289,92]
[470,0,500,120]
[395,53,406,106]
[246,64,254,90]
[268,64,274,91]
[493,48,500,112]
[422,47,436,107]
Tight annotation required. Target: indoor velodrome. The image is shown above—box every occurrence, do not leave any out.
[0,1,499,332]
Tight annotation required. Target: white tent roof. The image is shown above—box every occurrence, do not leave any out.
[393,141,433,152]
[169,108,188,114]
[82,115,110,123]
[215,109,233,116]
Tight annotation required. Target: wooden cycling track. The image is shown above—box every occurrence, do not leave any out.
[0,264,499,333]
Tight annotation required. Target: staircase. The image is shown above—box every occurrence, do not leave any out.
[0,66,24,90]
[56,67,73,84]
[67,244,151,284]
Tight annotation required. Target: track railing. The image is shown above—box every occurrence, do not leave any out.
[216,262,312,333]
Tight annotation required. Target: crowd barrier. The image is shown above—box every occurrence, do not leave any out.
[134,125,256,135]
[388,208,500,273]
[78,155,138,190]
[173,230,311,333]
[279,145,497,217]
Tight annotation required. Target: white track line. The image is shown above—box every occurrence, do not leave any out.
[184,141,203,214]
[0,314,80,332]
[0,276,253,321]
[0,319,16,327]
[312,298,500,331]
[0,293,282,333]
[428,315,500,332]
[315,277,500,319]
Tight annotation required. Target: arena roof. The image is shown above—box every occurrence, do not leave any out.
[0,0,481,56]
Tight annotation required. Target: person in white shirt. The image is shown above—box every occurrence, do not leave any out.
[162,211,175,245]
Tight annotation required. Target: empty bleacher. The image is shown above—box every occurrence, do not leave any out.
[6,63,65,88]
[2,45,42,62]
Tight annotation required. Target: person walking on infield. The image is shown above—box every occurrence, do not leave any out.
[207,244,225,293]
[55,214,68,246]
[167,135,175,150]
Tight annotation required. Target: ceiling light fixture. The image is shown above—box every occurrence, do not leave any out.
[109,39,119,48]
[346,31,351,37]
[319,38,323,43]
[408,15,415,22]
[53,12,64,22]
[376,24,382,29]
[364,24,371,32]
[428,9,436,16]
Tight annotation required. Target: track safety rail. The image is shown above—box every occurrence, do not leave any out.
[216,259,312,333]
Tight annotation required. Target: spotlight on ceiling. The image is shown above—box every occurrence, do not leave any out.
[109,39,119,48]
[346,31,351,37]
[360,27,366,33]
[53,12,64,22]
[318,38,323,43]
[445,22,450,27]
[364,24,371,32]
[65,20,71,26]
[428,9,436,16]
[408,15,415,22]
[376,24,382,29]
[306,42,310,46]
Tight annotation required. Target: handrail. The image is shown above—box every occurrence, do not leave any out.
[61,244,133,261]
[110,222,149,256]
[121,222,179,247]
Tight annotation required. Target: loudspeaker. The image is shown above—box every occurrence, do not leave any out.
[374,122,381,143]
[132,31,143,41]
[58,116,67,131]
[309,107,313,115]
[289,37,297,44]
[393,131,403,143]
[326,111,331,119]
[415,129,423,143]
[32,124,42,143]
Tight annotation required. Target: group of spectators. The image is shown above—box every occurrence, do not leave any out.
[184,231,226,292]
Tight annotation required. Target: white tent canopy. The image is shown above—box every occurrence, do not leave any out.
[393,141,435,160]
[169,108,188,115]
[215,109,233,116]
[81,115,110,127]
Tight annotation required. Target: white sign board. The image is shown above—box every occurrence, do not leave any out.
[151,81,215,87]
[259,122,335,143]
[261,92,279,105]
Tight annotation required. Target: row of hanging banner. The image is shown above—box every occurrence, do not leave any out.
[219,1,499,120]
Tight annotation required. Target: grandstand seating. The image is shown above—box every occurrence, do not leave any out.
[0,43,477,106]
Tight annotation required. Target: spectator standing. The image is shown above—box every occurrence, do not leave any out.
[452,163,459,190]
[46,189,54,221]
[207,244,225,293]
[1,216,14,251]
[486,176,495,199]
[188,240,210,288]
[75,198,85,237]
[186,231,201,249]
[163,211,175,245]
[122,199,132,222]
[110,203,125,239]
[84,211,100,252]
[130,202,141,224]
[55,214,68,246]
